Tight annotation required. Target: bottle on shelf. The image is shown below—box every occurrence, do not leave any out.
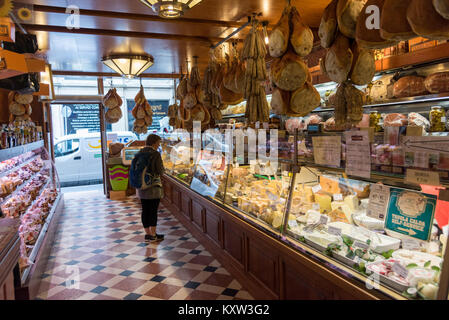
[430,106,446,132]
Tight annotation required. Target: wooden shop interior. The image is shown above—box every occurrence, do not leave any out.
[1,0,449,301]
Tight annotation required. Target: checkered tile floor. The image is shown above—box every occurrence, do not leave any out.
[36,190,253,300]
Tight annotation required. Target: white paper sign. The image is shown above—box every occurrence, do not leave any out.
[345,131,371,179]
[328,226,342,236]
[402,238,421,250]
[312,136,342,167]
[405,169,441,187]
[333,194,343,201]
[354,241,370,250]
[367,184,391,220]
[312,185,322,193]
[319,215,329,225]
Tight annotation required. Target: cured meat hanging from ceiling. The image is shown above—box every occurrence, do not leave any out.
[318,0,376,126]
[269,1,320,118]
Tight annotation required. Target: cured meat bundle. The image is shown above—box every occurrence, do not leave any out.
[268,3,318,118]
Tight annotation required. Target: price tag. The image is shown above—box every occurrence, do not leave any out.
[263,122,269,130]
[393,262,409,278]
[319,215,328,225]
[333,194,343,201]
[255,121,260,129]
[312,185,322,193]
[354,241,370,250]
[328,226,342,236]
[233,183,242,190]
[312,203,320,210]
[353,255,362,263]
[405,169,441,187]
[402,238,421,250]
[288,219,298,228]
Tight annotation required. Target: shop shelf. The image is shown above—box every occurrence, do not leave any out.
[0,154,40,179]
[0,141,44,163]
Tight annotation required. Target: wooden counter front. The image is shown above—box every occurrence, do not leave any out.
[161,174,396,300]
[0,218,20,300]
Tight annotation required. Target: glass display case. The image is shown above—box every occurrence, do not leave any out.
[161,132,196,185]
[161,82,449,299]
[222,163,292,233]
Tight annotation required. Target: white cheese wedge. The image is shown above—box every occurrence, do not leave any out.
[344,194,359,211]
[331,201,353,224]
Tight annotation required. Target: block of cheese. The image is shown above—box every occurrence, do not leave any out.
[331,201,354,224]
[315,193,332,214]
[328,208,350,223]
[272,211,285,229]
[344,194,359,211]
[304,186,315,203]
[320,176,342,194]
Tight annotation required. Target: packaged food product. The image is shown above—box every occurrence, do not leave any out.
[383,113,408,127]
[369,111,382,132]
[429,106,446,132]
[408,112,430,131]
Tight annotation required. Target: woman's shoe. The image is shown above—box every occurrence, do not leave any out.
[155,234,164,241]
[145,234,157,242]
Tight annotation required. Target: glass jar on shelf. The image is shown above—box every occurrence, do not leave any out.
[429,106,446,132]
[369,111,382,132]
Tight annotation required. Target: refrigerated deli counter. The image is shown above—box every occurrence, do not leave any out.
[0,141,63,300]
[160,95,449,300]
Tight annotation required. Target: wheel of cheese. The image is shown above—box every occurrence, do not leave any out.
[269,6,291,58]
[380,0,416,41]
[407,0,449,40]
[319,0,339,48]
[337,0,368,39]
[433,0,449,19]
[324,33,353,84]
[356,0,399,49]
[290,7,314,57]
[270,50,309,91]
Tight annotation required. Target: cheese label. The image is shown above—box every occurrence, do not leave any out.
[333,194,343,201]
[402,238,421,251]
[312,203,320,210]
[393,262,409,278]
[312,185,322,193]
[354,241,370,250]
[353,256,362,263]
[288,220,298,228]
[328,226,342,236]
[319,215,328,225]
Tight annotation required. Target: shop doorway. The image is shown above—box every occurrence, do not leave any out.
[50,99,109,189]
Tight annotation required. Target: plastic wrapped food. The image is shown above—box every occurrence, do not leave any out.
[373,144,392,165]
[285,117,307,134]
[306,114,323,125]
[408,112,430,131]
[383,113,408,127]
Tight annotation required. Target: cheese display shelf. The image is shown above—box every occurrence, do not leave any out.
[161,128,449,300]
[0,145,63,299]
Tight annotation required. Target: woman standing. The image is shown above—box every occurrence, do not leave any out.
[137,134,165,242]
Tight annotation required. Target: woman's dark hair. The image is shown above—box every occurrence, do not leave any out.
[146,134,161,146]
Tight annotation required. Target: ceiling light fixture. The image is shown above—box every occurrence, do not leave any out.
[101,54,154,79]
[139,0,202,19]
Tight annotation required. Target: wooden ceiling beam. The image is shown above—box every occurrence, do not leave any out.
[32,4,245,28]
[52,70,181,78]
[22,24,223,44]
